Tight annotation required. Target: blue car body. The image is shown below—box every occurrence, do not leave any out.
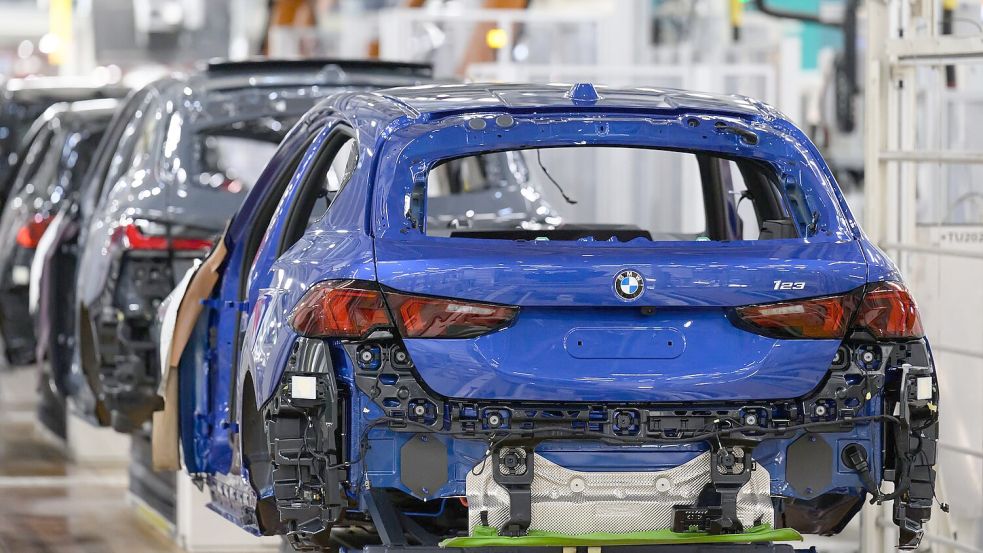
[175,83,938,551]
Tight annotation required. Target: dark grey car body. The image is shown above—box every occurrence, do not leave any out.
[0,99,117,368]
[65,60,432,431]
[0,78,128,209]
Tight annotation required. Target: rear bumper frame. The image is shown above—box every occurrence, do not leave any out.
[339,332,937,549]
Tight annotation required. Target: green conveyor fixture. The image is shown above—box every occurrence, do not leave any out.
[440,524,803,548]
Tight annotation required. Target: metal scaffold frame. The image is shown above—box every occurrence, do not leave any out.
[864,1,983,552]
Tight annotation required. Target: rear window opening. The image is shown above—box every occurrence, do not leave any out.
[424,146,799,242]
[183,116,299,196]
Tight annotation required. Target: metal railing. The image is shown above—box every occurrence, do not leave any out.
[865,1,983,551]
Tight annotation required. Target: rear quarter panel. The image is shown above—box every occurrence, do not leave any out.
[237,122,377,410]
[241,231,376,406]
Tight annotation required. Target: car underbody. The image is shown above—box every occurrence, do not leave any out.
[209,323,938,551]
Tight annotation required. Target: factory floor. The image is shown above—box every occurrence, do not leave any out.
[0,366,182,553]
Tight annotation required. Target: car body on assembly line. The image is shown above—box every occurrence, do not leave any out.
[0,77,128,208]
[162,83,939,551]
[60,59,432,432]
[0,98,118,368]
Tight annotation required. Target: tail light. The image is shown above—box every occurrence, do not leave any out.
[733,292,861,339]
[386,292,517,338]
[289,280,518,339]
[853,281,923,339]
[289,281,391,339]
[16,214,53,248]
[119,222,213,251]
[732,281,923,340]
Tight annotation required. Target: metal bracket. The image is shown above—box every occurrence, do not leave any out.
[491,446,534,537]
[707,445,754,534]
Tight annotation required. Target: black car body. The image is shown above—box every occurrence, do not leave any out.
[53,59,431,431]
[0,78,128,208]
[0,99,118,368]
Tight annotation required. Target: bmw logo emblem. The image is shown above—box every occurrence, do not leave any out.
[614,270,645,301]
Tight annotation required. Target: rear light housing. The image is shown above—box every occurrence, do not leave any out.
[16,214,53,248]
[732,281,923,340]
[854,281,924,339]
[386,292,518,339]
[118,220,213,251]
[733,291,861,339]
[290,281,392,339]
[289,280,518,339]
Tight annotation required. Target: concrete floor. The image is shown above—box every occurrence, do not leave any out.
[0,366,183,553]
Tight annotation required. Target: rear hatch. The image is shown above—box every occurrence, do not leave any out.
[375,238,866,403]
[370,107,866,403]
[118,185,235,274]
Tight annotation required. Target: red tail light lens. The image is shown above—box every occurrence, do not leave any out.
[120,224,213,251]
[16,214,53,248]
[733,292,860,339]
[386,292,517,339]
[854,281,923,339]
[288,280,518,339]
[289,281,392,339]
[733,281,924,340]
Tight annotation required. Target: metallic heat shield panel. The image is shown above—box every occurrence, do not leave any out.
[466,451,774,535]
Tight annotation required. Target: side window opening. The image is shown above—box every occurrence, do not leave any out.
[128,112,157,172]
[80,91,148,219]
[185,116,297,196]
[309,137,356,231]
[422,146,794,242]
[99,94,161,204]
[9,125,55,198]
[51,127,105,204]
[278,130,356,254]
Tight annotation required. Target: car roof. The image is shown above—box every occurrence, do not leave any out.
[141,58,435,129]
[200,58,432,79]
[189,58,433,93]
[31,103,114,156]
[2,77,129,103]
[327,82,785,139]
[27,98,118,136]
[64,98,120,118]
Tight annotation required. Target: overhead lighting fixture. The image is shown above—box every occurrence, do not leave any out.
[486,27,508,50]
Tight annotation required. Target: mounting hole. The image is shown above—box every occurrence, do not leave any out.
[569,477,586,493]
[655,477,671,492]
[495,114,515,128]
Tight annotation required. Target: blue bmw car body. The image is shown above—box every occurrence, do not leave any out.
[170,83,939,551]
